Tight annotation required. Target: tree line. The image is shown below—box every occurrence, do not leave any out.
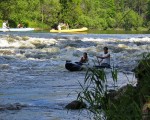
[0,0,150,30]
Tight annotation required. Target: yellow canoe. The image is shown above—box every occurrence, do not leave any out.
[50,27,88,33]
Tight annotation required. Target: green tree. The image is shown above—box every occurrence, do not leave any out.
[0,0,149,30]
[0,0,17,20]
[123,9,143,30]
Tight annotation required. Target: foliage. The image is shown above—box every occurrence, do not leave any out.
[123,9,143,30]
[107,17,116,28]
[0,0,149,30]
[77,68,120,119]
[135,53,150,102]
[77,54,150,119]
[78,65,145,120]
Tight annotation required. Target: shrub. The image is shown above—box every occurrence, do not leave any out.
[123,10,143,30]
[98,18,108,30]
[78,15,94,28]
[107,17,116,28]
[77,53,150,120]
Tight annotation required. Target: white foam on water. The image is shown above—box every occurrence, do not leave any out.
[0,34,149,120]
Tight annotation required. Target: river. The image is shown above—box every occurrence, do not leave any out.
[0,31,150,120]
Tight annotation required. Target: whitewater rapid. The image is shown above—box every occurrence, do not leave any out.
[0,34,149,71]
[0,33,149,120]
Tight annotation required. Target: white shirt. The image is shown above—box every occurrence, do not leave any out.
[101,52,110,65]
[2,22,7,28]
[57,25,61,30]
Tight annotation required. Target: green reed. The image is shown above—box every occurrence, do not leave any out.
[77,60,149,120]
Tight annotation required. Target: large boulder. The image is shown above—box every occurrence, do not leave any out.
[133,58,150,105]
[134,57,150,119]
[105,55,150,119]
[107,84,136,100]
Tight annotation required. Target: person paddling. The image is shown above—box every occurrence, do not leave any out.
[96,47,111,68]
[65,52,89,71]
[17,23,23,28]
[2,20,9,29]
[80,52,88,63]
[75,52,89,66]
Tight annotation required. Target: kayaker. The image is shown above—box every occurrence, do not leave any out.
[64,23,69,29]
[17,23,23,28]
[65,52,89,71]
[80,52,89,63]
[96,47,111,68]
[2,20,9,29]
[75,52,89,65]
[57,23,61,30]
[57,22,69,30]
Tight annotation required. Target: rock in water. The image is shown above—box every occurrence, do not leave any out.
[0,103,27,111]
[65,100,86,110]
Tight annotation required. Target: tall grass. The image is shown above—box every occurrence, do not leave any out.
[77,62,145,120]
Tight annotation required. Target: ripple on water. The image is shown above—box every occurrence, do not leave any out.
[0,33,149,120]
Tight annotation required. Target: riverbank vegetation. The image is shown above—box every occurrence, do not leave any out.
[1,0,150,31]
[77,53,150,120]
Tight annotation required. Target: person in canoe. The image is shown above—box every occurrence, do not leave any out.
[63,23,69,29]
[65,52,89,71]
[75,52,89,65]
[2,20,9,29]
[57,22,69,30]
[80,52,89,64]
[17,23,23,28]
[96,47,111,68]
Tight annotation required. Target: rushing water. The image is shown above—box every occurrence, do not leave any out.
[0,31,150,120]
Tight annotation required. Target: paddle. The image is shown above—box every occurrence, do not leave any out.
[7,23,10,31]
[7,27,10,32]
[96,56,102,65]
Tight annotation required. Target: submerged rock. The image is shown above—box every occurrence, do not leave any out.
[65,100,86,110]
[0,103,27,111]
[0,64,9,69]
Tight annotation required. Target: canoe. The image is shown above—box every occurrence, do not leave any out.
[0,28,34,32]
[65,61,111,71]
[65,62,83,71]
[65,61,89,71]
[50,27,88,33]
